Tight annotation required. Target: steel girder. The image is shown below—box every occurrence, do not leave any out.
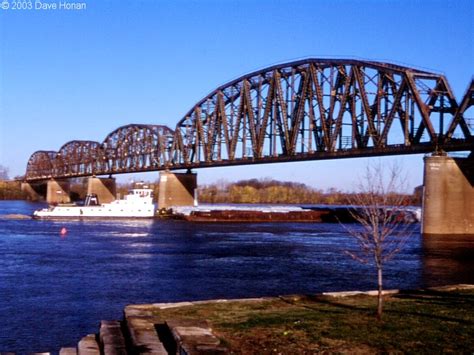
[25,124,175,181]
[54,140,102,177]
[170,59,471,167]
[101,124,174,174]
[24,59,473,182]
[447,79,474,140]
[26,151,57,180]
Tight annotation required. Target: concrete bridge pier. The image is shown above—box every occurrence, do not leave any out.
[87,177,116,204]
[422,153,474,236]
[158,171,197,209]
[46,179,71,204]
[21,182,47,201]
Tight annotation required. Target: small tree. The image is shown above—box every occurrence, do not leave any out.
[343,162,414,320]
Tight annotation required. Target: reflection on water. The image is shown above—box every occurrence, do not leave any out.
[422,234,474,286]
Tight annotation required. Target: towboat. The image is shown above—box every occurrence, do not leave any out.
[33,186,156,219]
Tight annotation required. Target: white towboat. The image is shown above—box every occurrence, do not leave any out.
[33,187,156,219]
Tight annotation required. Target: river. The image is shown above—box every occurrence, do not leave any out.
[0,201,473,352]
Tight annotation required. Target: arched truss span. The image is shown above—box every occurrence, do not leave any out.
[23,59,472,182]
[101,124,174,174]
[25,151,57,180]
[171,58,472,166]
[54,140,102,176]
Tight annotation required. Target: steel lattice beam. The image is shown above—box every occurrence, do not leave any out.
[24,59,473,182]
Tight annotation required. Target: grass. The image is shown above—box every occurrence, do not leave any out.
[149,288,474,354]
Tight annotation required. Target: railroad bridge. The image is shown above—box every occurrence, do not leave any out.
[21,58,474,235]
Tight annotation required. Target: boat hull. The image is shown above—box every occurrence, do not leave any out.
[33,186,157,220]
[33,206,155,219]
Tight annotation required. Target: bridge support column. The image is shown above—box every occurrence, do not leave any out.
[87,177,116,204]
[158,171,197,210]
[21,182,46,201]
[422,154,474,236]
[46,179,71,204]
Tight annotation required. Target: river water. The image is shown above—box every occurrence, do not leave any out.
[0,201,473,352]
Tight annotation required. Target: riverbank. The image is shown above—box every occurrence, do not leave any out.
[57,284,474,354]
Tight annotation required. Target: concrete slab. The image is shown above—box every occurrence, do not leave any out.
[77,334,99,355]
[99,320,127,355]
[166,319,228,354]
[59,348,77,355]
[427,284,474,291]
[153,301,194,309]
[322,289,399,297]
[125,316,167,354]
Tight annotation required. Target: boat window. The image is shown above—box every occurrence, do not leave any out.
[85,194,99,206]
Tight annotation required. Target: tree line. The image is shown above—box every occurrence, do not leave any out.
[198,178,421,205]
[0,177,422,205]
[0,160,422,206]
[0,181,26,200]
[0,165,26,199]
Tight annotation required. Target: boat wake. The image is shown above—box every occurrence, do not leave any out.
[1,214,32,220]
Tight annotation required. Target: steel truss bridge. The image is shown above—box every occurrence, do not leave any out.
[25,58,474,182]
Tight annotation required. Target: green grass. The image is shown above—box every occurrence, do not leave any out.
[150,289,474,353]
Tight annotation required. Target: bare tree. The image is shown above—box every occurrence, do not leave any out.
[0,165,9,180]
[343,162,415,320]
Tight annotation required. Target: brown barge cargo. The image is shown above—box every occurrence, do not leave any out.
[167,205,420,223]
[181,209,331,222]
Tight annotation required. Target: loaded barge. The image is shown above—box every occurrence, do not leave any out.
[165,205,421,223]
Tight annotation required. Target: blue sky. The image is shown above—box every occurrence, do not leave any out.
[0,0,472,190]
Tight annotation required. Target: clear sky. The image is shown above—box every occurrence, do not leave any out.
[0,0,472,191]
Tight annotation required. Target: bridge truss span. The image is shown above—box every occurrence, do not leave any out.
[102,124,175,174]
[24,59,473,182]
[26,151,57,180]
[171,59,472,168]
[25,124,175,181]
[54,140,102,177]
